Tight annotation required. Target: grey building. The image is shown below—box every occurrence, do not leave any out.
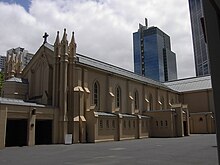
[188,0,210,76]
[0,56,6,72]
[133,19,177,82]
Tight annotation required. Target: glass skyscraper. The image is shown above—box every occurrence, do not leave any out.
[133,19,177,82]
[188,0,210,76]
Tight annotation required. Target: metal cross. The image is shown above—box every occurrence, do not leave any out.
[43,32,49,44]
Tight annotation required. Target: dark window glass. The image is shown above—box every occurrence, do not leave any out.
[135,90,139,109]
[116,86,121,108]
[93,81,100,110]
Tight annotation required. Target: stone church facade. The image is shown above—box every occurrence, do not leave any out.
[0,29,215,149]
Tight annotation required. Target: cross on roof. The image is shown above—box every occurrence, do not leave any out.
[43,32,49,44]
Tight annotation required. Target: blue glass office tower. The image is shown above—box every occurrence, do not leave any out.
[188,0,210,76]
[133,19,177,82]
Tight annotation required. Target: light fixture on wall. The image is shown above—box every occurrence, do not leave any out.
[31,108,36,115]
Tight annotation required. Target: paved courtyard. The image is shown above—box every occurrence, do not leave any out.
[0,134,218,165]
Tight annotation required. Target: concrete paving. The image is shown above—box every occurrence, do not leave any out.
[0,134,218,165]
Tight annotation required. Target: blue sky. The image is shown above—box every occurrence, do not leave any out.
[1,0,30,11]
[0,0,195,78]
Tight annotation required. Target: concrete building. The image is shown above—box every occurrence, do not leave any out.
[5,47,34,79]
[133,19,177,82]
[0,30,214,149]
[188,0,210,76]
[0,56,6,72]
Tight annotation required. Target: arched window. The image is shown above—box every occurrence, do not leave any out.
[93,81,100,110]
[99,119,103,128]
[161,97,165,110]
[169,98,174,108]
[156,121,158,127]
[170,98,174,105]
[134,90,139,109]
[149,94,153,110]
[116,86,121,108]
[165,120,168,126]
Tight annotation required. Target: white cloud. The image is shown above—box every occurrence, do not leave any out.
[0,0,195,78]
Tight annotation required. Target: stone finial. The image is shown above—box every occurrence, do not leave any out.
[69,31,77,59]
[61,28,69,57]
[54,31,60,45]
[70,32,76,45]
[69,31,77,49]
[61,28,68,43]
[54,31,61,58]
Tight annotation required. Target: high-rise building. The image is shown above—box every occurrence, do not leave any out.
[5,47,34,79]
[0,55,6,72]
[133,19,177,82]
[188,0,210,76]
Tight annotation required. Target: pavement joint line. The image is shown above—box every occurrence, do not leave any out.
[93,155,116,159]
[109,147,126,151]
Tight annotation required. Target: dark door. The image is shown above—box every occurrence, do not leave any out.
[183,121,188,136]
[35,120,52,145]
[6,119,28,147]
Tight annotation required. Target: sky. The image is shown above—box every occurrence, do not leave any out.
[0,0,195,79]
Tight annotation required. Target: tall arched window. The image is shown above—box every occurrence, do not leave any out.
[93,81,100,110]
[161,97,165,110]
[116,86,121,108]
[170,98,174,105]
[134,90,139,109]
[149,94,153,110]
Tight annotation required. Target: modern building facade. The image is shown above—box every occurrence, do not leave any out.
[133,19,177,82]
[188,0,210,76]
[0,56,6,72]
[0,30,215,149]
[5,47,34,79]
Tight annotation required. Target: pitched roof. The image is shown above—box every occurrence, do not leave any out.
[94,111,117,117]
[164,76,212,92]
[6,77,28,84]
[0,97,45,107]
[44,43,171,90]
[26,43,213,93]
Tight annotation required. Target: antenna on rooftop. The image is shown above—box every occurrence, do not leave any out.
[145,18,148,28]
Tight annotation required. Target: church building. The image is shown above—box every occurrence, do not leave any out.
[0,29,215,149]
